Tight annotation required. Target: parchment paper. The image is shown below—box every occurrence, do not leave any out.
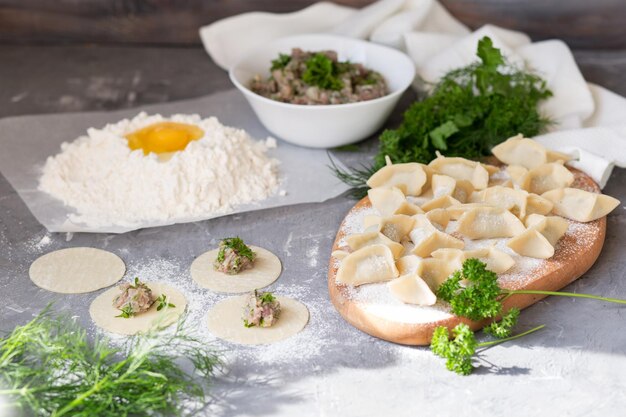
[0,89,351,233]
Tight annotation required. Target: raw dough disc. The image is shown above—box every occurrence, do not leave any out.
[206,295,309,345]
[89,282,187,335]
[29,247,125,294]
[190,246,282,293]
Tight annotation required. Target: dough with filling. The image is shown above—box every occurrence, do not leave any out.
[542,187,620,222]
[388,273,437,305]
[367,159,427,196]
[206,295,309,345]
[191,246,281,293]
[457,206,526,239]
[89,282,186,335]
[336,244,399,286]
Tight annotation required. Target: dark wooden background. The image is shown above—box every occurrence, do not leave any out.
[1,0,625,49]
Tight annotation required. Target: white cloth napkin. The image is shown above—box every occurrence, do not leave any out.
[199,0,626,188]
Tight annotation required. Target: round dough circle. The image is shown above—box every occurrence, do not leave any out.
[29,247,125,294]
[89,282,187,335]
[190,246,282,293]
[206,295,309,345]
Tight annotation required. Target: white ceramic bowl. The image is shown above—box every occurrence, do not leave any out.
[229,34,416,148]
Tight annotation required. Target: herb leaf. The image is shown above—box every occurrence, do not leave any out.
[302,53,344,91]
[271,53,291,71]
[156,294,176,312]
[484,307,520,339]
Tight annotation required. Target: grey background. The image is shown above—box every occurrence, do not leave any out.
[1,45,625,416]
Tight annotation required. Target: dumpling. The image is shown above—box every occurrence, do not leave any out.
[526,193,554,218]
[413,258,457,290]
[447,203,495,220]
[520,162,575,195]
[428,154,490,190]
[431,247,515,274]
[492,134,572,169]
[331,250,350,261]
[367,157,428,196]
[470,186,529,219]
[421,195,461,212]
[507,229,554,259]
[524,214,569,246]
[457,206,526,239]
[346,231,405,259]
[431,174,474,203]
[388,273,437,306]
[368,187,425,217]
[409,214,464,257]
[425,208,451,230]
[542,187,620,222]
[507,214,569,259]
[506,165,529,187]
[363,214,415,242]
[335,244,399,286]
[396,255,421,275]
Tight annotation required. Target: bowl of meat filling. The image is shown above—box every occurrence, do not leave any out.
[229,34,415,148]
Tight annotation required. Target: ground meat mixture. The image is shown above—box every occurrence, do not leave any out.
[250,48,388,105]
[113,278,156,318]
[242,290,281,328]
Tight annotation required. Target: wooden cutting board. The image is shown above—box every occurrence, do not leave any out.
[327,169,606,346]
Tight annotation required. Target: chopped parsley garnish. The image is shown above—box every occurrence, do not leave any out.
[302,53,344,91]
[216,237,255,263]
[271,53,291,71]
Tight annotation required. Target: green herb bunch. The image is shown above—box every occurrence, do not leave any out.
[332,36,553,196]
[431,258,626,375]
[0,308,221,417]
[216,237,255,264]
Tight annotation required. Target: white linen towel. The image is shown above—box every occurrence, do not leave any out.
[199,0,626,188]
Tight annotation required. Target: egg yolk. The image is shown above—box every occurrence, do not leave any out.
[126,122,204,154]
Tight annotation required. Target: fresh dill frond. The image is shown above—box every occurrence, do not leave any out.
[0,307,221,416]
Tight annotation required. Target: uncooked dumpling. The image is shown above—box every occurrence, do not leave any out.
[508,214,568,259]
[446,203,495,220]
[525,193,555,218]
[431,246,515,274]
[506,165,529,187]
[363,214,415,242]
[367,187,424,216]
[424,208,451,230]
[421,195,461,212]
[521,162,574,195]
[367,159,428,196]
[428,154,490,190]
[409,214,464,257]
[368,187,406,217]
[492,134,571,169]
[336,244,399,286]
[524,214,569,246]
[431,174,474,203]
[542,187,620,222]
[507,229,554,259]
[346,231,405,259]
[413,258,457,290]
[457,206,526,239]
[388,273,437,306]
[470,186,529,219]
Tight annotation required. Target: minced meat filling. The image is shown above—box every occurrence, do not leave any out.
[243,290,281,328]
[113,277,156,318]
[250,48,388,105]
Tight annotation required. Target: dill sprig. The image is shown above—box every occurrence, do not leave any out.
[0,307,221,416]
[333,36,553,193]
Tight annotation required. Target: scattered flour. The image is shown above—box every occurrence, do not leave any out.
[39,113,280,229]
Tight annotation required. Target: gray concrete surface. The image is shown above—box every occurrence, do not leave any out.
[0,45,625,416]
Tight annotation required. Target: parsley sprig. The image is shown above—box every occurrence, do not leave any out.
[332,36,553,197]
[431,258,626,375]
[156,294,176,311]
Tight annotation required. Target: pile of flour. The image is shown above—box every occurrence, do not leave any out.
[39,113,280,229]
